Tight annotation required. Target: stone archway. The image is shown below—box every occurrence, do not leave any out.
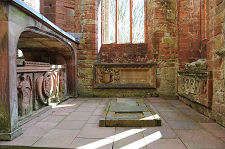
[16,27,77,121]
[0,1,78,140]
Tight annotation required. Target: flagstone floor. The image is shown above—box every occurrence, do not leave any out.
[0,97,225,149]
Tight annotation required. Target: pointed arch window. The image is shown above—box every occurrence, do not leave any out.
[102,0,145,44]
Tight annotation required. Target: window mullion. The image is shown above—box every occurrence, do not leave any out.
[130,0,133,43]
[101,0,103,45]
[115,0,118,44]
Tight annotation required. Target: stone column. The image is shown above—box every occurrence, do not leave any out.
[0,2,22,141]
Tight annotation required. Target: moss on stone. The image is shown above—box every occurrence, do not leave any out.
[10,6,26,19]
[0,97,11,133]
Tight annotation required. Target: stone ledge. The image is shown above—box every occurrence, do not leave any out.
[94,84,155,89]
[94,63,157,68]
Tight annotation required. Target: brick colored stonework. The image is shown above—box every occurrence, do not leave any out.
[40,0,75,32]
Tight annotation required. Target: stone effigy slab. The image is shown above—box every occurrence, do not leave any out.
[99,98,161,127]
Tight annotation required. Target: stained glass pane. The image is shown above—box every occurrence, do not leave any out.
[118,0,130,43]
[132,0,144,43]
[103,0,116,44]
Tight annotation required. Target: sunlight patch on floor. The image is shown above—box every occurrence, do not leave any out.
[140,114,160,120]
[120,131,162,149]
[76,129,162,149]
[77,128,146,149]
[51,103,77,108]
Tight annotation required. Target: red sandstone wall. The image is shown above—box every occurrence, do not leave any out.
[178,0,202,67]
[207,0,225,126]
[40,0,56,23]
[146,0,178,96]
[98,44,150,63]
[147,0,178,61]
[40,0,75,32]
[74,0,99,96]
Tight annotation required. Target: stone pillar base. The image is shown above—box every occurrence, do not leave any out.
[0,128,22,141]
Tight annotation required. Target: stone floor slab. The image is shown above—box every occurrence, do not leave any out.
[167,120,203,130]
[56,120,86,130]
[160,111,189,121]
[201,123,225,138]
[176,130,225,149]
[143,125,178,139]
[41,115,65,123]
[22,127,49,137]
[70,137,113,149]
[65,112,91,121]
[79,103,99,108]
[87,116,102,124]
[0,97,224,149]
[0,136,40,146]
[35,121,59,129]
[188,114,214,123]
[78,124,115,139]
[52,108,75,116]
[92,108,105,116]
[75,106,97,112]
[32,129,79,148]
[146,139,187,149]
[113,132,146,149]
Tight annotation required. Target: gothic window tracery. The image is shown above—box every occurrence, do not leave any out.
[102,0,145,44]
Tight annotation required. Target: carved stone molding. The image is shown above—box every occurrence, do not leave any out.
[178,60,212,108]
[94,63,157,89]
[36,72,54,105]
[17,61,66,119]
[17,74,33,117]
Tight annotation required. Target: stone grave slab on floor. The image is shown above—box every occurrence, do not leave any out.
[99,98,161,127]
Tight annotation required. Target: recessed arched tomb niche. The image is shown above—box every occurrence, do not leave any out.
[16,27,76,120]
